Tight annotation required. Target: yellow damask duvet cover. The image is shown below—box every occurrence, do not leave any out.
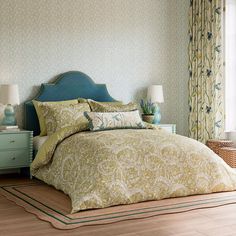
[31,123,236,213]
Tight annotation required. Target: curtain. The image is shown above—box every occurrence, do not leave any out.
[225,0,236,131]
[188,0,224,143]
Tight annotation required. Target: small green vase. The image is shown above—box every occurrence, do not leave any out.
[2,104,17,126]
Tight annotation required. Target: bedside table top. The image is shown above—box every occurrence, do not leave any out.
[0,130,33,135]
[156,124,176,126]
[155,124,176,134]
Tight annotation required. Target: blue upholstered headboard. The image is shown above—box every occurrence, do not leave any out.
[24,71,116,136]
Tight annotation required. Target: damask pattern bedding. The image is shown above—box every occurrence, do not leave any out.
[31,123,236,213]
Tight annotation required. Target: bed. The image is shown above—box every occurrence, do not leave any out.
[26,71,236,214]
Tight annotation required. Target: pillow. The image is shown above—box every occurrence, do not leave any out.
[87,99,137,112]
[84,110,146,131]
[40,103,91,135]
[78,98,123,106]
[33,99,78,136]
[77,98,89,103]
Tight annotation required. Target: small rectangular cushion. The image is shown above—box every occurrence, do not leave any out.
[33,99,78,136]
[40,103,91,136]
[87,99,137,112]
[84,110,145,131]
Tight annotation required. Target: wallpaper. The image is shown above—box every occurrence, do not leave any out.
[0,0,189,136]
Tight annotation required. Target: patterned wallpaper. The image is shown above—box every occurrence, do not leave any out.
[0,0,189,135]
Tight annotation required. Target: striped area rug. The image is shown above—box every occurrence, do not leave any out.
[1,183,236,230]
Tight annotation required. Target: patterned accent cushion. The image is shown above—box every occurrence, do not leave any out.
[40,103,91,135]
[87,99,137,112]
[33,99,78,136]
[84,110,146,131]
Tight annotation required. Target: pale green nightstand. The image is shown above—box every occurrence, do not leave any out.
[156,124,176,134]
[0,130,33,178]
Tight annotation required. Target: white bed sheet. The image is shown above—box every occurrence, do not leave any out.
[33,135,49,151]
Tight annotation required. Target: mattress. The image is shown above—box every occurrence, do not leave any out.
[33,136,49,151]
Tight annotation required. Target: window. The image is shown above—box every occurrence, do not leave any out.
[225,0,236,131]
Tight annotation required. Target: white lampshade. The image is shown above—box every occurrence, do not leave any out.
[0,84,20,105]
[147,85,164,103]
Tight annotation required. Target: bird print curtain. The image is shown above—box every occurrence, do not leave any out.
[188,0,224,143]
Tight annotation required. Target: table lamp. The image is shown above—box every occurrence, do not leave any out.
[0,84,20,126]
[147,85,164,124]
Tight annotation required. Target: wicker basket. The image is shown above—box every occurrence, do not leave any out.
[206,139,234,154]
[219,147,236,168]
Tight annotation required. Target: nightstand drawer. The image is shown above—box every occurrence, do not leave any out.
[0,150,29,168]
[0,133,29,149]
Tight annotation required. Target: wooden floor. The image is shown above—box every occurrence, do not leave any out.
[1,175,236,236]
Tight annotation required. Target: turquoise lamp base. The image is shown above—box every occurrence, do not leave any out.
[152,106,161,124]
[2,104,17,126]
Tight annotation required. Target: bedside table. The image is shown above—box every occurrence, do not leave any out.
[0,130,33,178]
[156,124,176,134]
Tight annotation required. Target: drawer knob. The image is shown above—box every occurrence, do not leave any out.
[12,157,16,160]
[10,140,15,143]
